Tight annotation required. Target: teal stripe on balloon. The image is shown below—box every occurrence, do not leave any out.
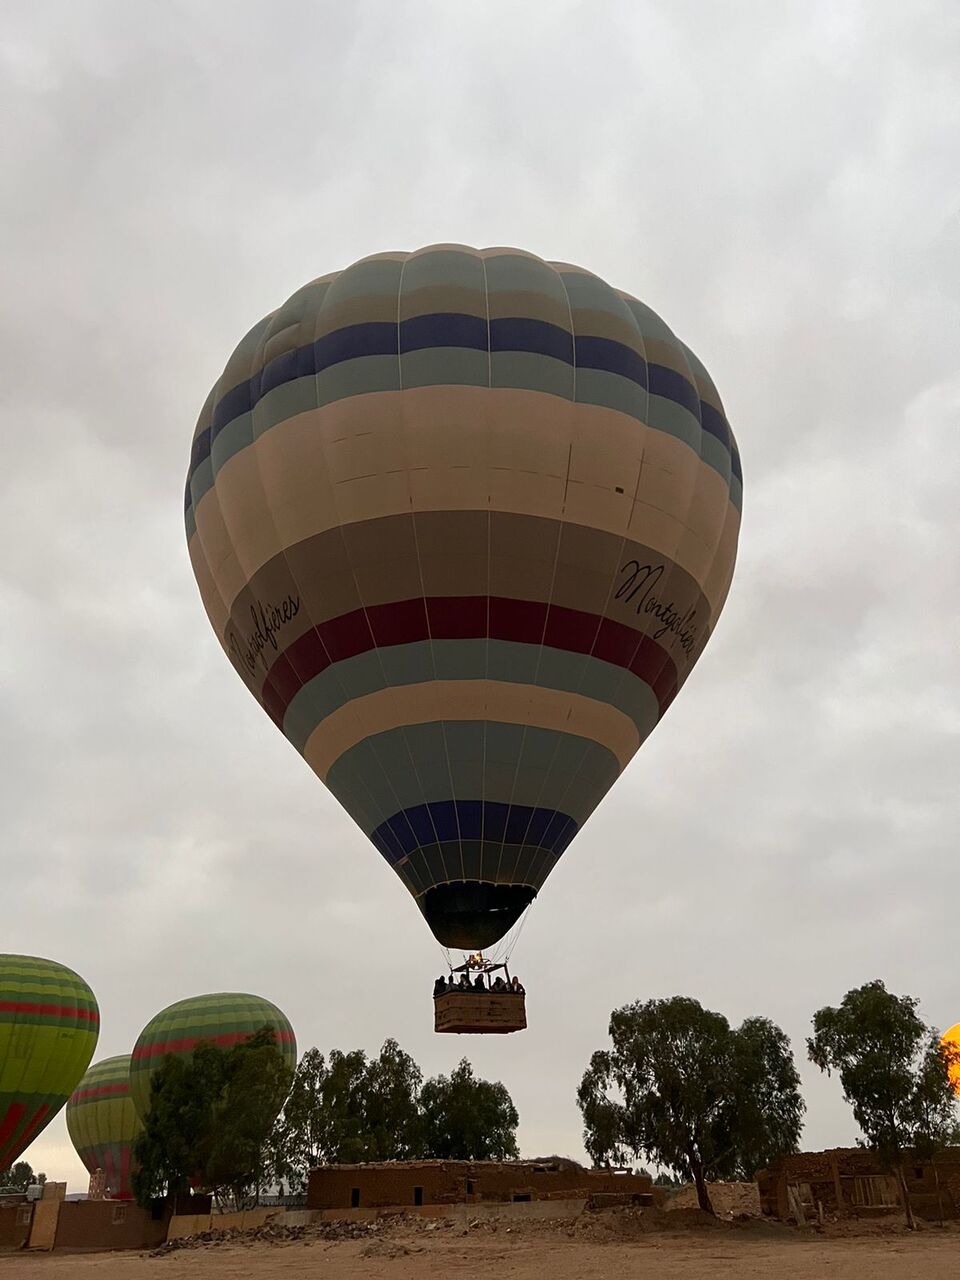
[325,720,620,838]
[282,639,660,755]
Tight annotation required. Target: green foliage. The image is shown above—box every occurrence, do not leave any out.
[271,1045,519,1184]
[578,996,804,1213]
[363,1038,424,1161]
[0,1161,44,1191]
[270,1040,423,1191]
[808,979,959,1226]
[419,1058,519,1161]
[132,1026,293,1211]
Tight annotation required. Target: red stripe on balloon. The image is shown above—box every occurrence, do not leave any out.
[132,1027,295,1062]
[0,1102,26,1160]
[119,1145,134,1200]
[71,1083,128,1103]
[0,1000,99,1023]
[259,595,680,727]
[0,1102,50,1167]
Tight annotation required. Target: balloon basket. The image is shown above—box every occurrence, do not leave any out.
[433,991,527,1034]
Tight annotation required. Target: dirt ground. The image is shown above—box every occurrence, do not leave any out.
[4,1210,960,1280]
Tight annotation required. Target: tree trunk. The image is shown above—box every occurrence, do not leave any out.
[690,1156,714,1215]
[895,1164,916,1231]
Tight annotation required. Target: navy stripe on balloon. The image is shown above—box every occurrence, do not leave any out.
[490,316,575,364]
[401,312,487,353]
[187,313,731,485]
[370,800,578,866]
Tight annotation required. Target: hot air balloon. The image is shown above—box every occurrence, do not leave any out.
[941,1024,960,1093]
[184,245,742,1017]
[66,1055,141,1199]
[0,954,99,1169]
[129,993,296,1123]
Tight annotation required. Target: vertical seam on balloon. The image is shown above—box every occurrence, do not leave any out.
[514,283,658,884]
[392,252,455,889]
[497,264,589,888]
[399,259,468,888]
[491,254,576,885]
[479,248,493,893]
[493,256,577,889]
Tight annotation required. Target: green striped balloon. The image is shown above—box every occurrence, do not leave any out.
[130,992,296,1122]
[0,954,99,1170]
[66,1055,141,1199]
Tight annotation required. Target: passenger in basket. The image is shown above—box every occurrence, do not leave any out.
[433,975,447,997]
[492,976,507,992]
[511,976,525,995]
[458,972,471,989]
[473,972,486,991]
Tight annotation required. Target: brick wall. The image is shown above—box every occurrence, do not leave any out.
[757,1148,960,1222]
[307,1160,651,1211]
[52,1200,172,1251]
[0,1203,33,1250]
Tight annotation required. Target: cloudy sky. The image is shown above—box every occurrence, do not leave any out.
[2,1,958,1188]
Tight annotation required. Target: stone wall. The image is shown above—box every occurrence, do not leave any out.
[53,1200,172,1251]
[757,1148,960,1222]
[307,1159,650,1211]
[0,1203,33,1251]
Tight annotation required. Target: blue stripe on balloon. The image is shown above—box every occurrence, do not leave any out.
[194,314,724,472]
[369,800,578,865]
[184,313,740,525]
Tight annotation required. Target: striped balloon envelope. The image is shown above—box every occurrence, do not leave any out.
[185,245,742,951]
[129,993,296,1123]
[66,1055,141,1199]
[0,954,99,1170]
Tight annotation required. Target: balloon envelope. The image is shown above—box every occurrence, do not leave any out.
[66,1055,141,1199]
[129,992,296,1123]
[186,245,742,949]
[942,1023,960,1092]
[0,954,99,1169]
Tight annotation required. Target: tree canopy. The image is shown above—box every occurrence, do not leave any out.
[808,979,959,1228]
[270,1039,423,1191]
[578,996,804,1213]
[270,1045,518,1184]
[0,1161,45,1192]
[132,1026,293,1211]
[419,1058,519,1161]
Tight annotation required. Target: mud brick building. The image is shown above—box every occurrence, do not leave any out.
[307,1158,651,1211]
[758,1148,960,1223]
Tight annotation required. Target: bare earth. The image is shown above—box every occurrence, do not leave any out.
[4,1212,960,1280]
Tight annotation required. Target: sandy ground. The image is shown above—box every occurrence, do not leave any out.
[4,1212,960,1280]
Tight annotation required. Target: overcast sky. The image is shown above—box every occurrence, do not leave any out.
[2,0,958,1188]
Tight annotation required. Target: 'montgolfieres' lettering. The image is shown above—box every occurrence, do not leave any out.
[615,561,699,657]
[228,594,301,676]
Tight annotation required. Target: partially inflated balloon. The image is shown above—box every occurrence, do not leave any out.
[129,993,296,1123]
[66,1055,141,1199]
[942,1023,960,1092]
[186,245,742,949]
[0,954,99,1169]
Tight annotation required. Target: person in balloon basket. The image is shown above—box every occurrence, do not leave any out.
[433,975,447,997]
